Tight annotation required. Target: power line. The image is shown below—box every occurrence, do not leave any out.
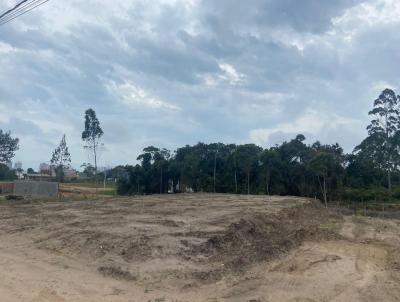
[0,0,30,19]
[0,2,21,17]
[0,0,42,23]
[0,0,50,26]
[0,0,48,25]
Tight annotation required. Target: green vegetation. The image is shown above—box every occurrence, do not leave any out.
[116,89,400,204]
[0,130,19,163]
[50,134,72,182]
[82,108,104,191]
[3,89,400,204]
[0,130,18,181]
[0,164,16,181]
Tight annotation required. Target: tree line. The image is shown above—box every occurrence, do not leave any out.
[117,89,400,203]
[2,88,400,203]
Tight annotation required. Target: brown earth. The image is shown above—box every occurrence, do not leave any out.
[59,183,115,199]
[0,193,399,301]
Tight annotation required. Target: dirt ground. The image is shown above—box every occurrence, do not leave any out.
[60,183,115,198]
[0,194,399,302]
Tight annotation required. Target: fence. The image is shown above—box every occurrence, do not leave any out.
[328,201,400,219]
[0,182,14,194]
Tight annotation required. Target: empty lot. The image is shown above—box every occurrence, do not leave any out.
[0,194,399,301]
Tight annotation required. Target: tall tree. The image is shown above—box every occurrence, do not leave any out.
[137,146,171,193]
[308,144,344,208]
[235,144,262,194]
[50,134,71,182]
[260,149,282,196]
[0,129,19,163]
[155,148,170,194]
[357,88,400,192]
[309,153,330,208]
[82,109,104,190]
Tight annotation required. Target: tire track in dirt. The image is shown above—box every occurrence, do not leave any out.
[220,216,400,302]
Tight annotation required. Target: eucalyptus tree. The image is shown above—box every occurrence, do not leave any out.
[235,144,263,194]
[137,146,171,193]
[174,143,206,192]
[309,153,331,207]
[50,134,71,182]
[153,148,171,194]
[356,89,400,192]
[82,108,104,190]
[308,142,345,207]
[208,143,227,193]
[275,134,309,196]
[260,149,282,195]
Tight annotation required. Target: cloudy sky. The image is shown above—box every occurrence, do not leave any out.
[0,0,399,170]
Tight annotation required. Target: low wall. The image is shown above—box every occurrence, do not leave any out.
[14,181,59,198]
[0,182,14,194]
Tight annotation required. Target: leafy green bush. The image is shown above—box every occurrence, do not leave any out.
[116,179,132,195]
[0,164,15,181]
[338,186,393,202]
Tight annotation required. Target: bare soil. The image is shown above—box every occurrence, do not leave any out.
[0,194,399,301]
[59,183,115,198]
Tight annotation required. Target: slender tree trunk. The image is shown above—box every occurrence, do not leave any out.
[317,175,328,208]
[247,171,250,195]
[234,169,237,193]
[93,141,98,195]
[59,153,63,183]
[213,152,216,193]
[266,172,270,196]
[323,175,327,208]
[388,169,392,194]
[385,112,392,195]
[160,166,163,194]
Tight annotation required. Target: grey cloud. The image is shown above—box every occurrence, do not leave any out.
[202,0,363,33]
[0,0,396,169]
[0,117,43,137]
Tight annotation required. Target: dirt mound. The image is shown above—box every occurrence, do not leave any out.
[98,266,137,281]
[121,235,153,261]
[36,230,155,262]
[2,195,400,301]
[192,202,342,271]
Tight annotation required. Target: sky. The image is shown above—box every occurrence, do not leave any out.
[1,0,400,170]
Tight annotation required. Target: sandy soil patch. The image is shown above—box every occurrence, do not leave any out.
[0,194,399,301]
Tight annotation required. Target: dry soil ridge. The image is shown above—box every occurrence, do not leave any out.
[0,194,399,301]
